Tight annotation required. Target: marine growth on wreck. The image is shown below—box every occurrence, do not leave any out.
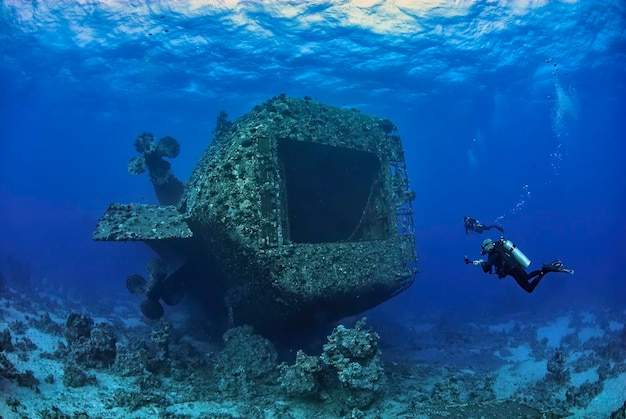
[94,95,418,336]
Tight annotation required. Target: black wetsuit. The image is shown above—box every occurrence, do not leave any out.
[465,217,504,235]
[481,240,545,293]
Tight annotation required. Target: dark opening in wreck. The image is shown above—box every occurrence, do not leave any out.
[277,139,385,244]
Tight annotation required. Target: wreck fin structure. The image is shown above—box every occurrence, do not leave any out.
[93,203,192,241]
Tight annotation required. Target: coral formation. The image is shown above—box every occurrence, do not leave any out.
[1,328,14,352]
[212,325,278,397]
[566,380,604,407]
[546,347,570,384]
[28,312,63,336]
[1,331,40,390]
[64,313,94,346]
[14,336,37,352]
[145,321,172,374]
[279,318,385,409]
[64,313,117,368]
[38,406,90,419]
[278,350,321,396]
[62,362,97,388]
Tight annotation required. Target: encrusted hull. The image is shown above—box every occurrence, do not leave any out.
[94,96,418,335]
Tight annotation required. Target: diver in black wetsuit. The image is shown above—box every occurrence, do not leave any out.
[465,238,574,293]
[464,216,504,235]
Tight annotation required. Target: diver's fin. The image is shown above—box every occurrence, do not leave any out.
[551,260,573,274]
[542,260,573,274]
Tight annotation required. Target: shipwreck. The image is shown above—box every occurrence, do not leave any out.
[94,95,418,336]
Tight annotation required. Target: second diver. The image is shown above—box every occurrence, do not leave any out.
[464,216,504,235]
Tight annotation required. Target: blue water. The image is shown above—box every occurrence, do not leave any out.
[1,1,624,320]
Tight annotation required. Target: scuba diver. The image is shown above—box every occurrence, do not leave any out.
[464,216,504,235]
[465,237,574,293]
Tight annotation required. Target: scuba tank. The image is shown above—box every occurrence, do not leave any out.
[502,239,531,269]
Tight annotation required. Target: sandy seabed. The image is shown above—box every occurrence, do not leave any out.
[1,279,625,419]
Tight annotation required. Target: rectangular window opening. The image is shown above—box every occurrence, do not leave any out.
[277,139,389,244]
